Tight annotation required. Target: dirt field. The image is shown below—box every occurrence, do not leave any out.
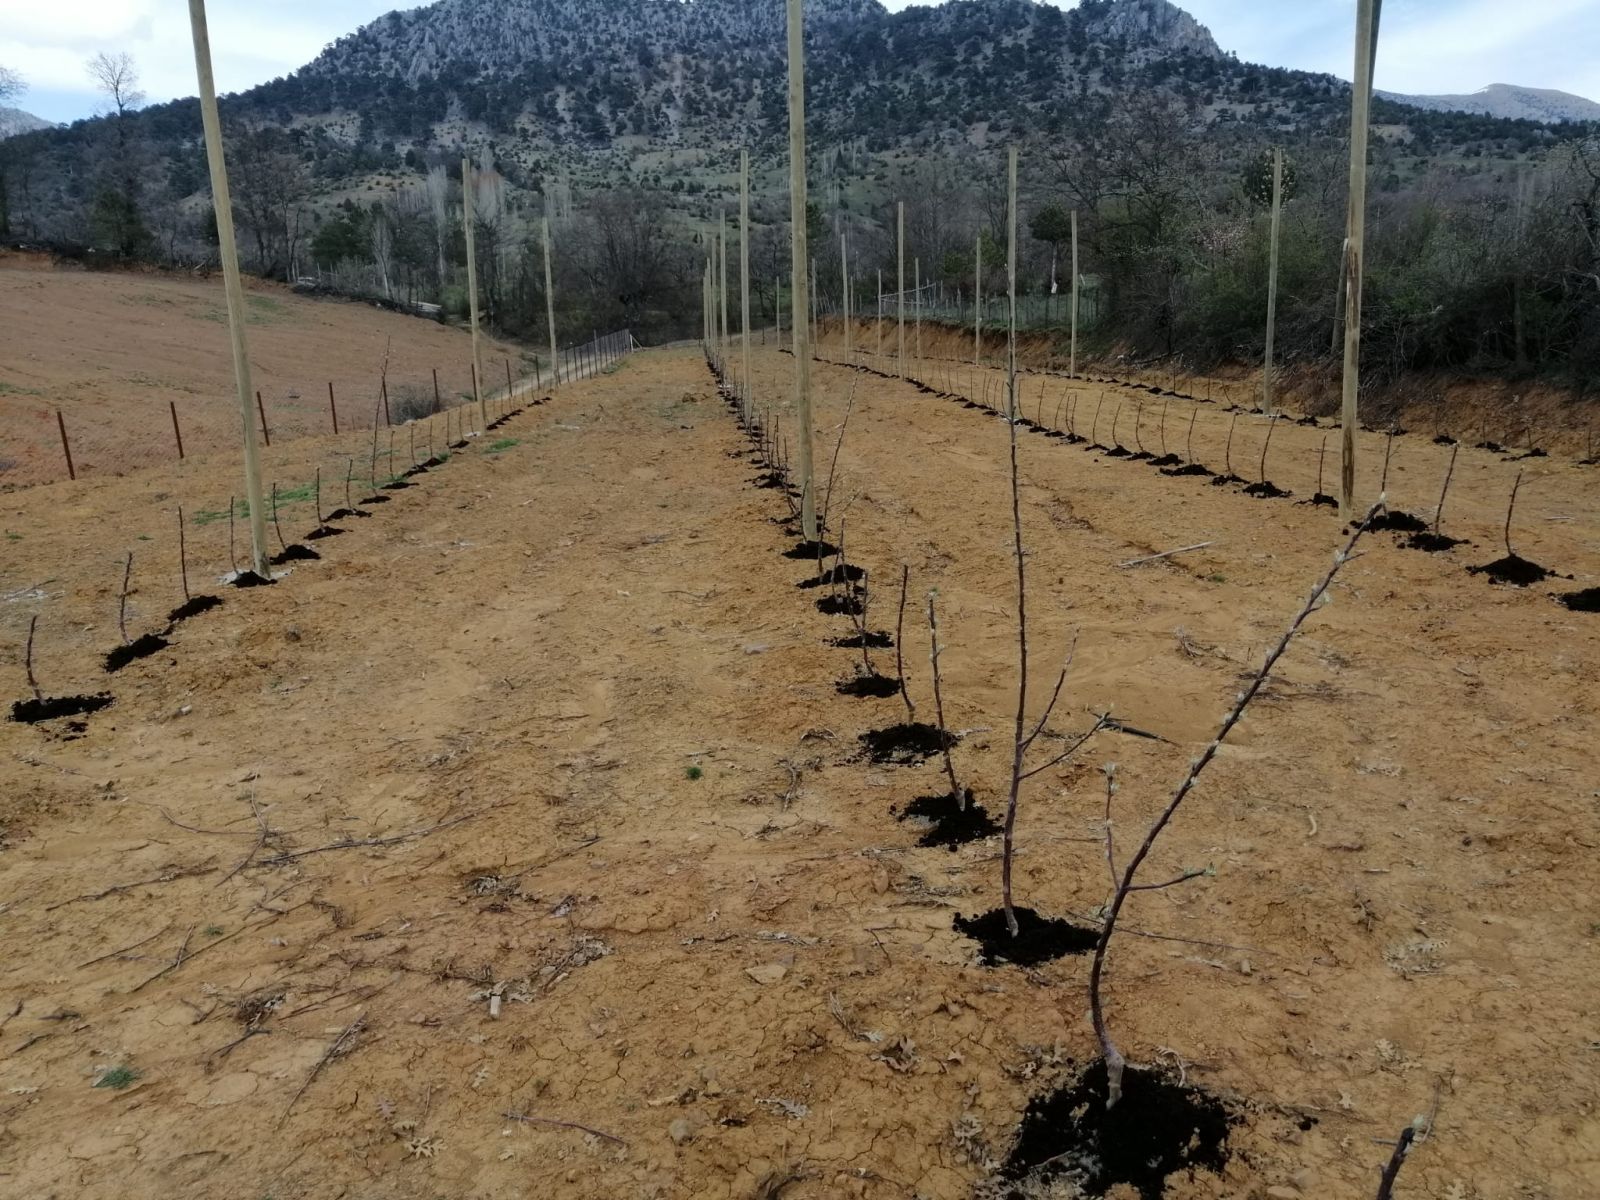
[1,342,1598,1200]
[0,253,528,486]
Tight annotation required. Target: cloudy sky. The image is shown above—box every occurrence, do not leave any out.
[1,0,1596,123]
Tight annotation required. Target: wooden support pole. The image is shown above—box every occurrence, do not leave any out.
[915,256,922,369]
[187,0,268,576]
[740,147,753,418]
[329,381,341,431]
[786,0,818,542]
[1340,0,1382,520]
[897,200,906,378]
[841,229,850,360]
[542,209,559,386]
[170,401,185,461]
[974,229,983,366]
[1263,146,1284,416]
[719,211,730,374]
[462,157,485,428]
[256,390,271,446]
[1069,208,1079,378]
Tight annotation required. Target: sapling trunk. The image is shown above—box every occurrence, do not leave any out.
[1159,399,1170,456]
[1380,430,1396,495]
[271,483,286,552]
[1433,444,1460,534]
[228,496,237,574]
[894,565,916,722]
[1002,147,1027,941]
[1374,1124,1419,1200]
[1504,469,1524,559]
[1089,499,1388,1108]
[1224,412,1238,475]
[1133,399,1145,454]
[344,460,354,512]
[926,591,963,808]
[1091,395,1105,446]
[1317,435,1328,494]
[178,507,191,601]
[23,615,42,701]
[1110,400,1123,448]
[117,552,134,646]
[1186,408,1199,461]
[1259,414,1280,483]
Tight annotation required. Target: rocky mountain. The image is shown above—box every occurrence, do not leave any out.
[1377,83,1600,125]
[0,107,51,141]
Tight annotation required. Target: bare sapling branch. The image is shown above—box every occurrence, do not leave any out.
[820,379,858,531]
[1432,444,1460,534]
[1259,413,1280,483]
[1380,429,1397,495]
[1224,411,1239,475]
[117,552,135,646]
[228,496,238,574]
[23,615,42,701]
[1503,469,1524,558]
[1089,498,1388,1109]
[926,590,963,808]
[895,565,916,722]
[1186,408,1199,462]
[271,483,287,553]
[1374,1121,1421,1200]
[178,507,191,601]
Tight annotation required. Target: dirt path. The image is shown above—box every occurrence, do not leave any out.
[1,347,1596,1199]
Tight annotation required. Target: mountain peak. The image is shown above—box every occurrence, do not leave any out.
[1379,81,1600,124]
[0,106,51,140]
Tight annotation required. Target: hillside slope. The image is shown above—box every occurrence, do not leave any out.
[1378,82,1600,124]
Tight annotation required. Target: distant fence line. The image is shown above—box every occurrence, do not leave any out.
[0,329,633,489]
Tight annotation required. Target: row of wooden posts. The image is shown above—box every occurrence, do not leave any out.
[708,0,1381,525]
[180,0,574,577]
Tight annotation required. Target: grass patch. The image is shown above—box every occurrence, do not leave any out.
[192,481,317,526]
[485,438,520,453]
[94,1066,139,1090]
[0,381,45,397]
[685,765,704,781]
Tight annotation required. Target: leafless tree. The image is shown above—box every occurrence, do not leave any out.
[0,65,23,105]
[84,52,149,257]
[86,53,144,117]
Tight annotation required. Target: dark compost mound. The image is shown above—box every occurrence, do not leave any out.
[798,563,866,589]
[1002,1060,1236,1200]
[836,672,901,699]
[830,630,894,650]
[1369,510,1429,534]
[1162,463,1213,478]
[11,693,114,724]
[783,540,839,560]
[104,634,171,674]
[167,595,222,625]
[954,906,1099,967]
[1469,554,1557,587]
[817,592,865,616]
[1242,480,1292,499]
[1560,587,1600,613]
[230,570,275,589]
[1406,531,1468,553]
[271,545,321,565]
[858,722,955,765]
[895,790,999,849]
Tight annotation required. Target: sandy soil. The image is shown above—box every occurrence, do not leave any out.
[1,344,1597,1200]
[0,254,528,486]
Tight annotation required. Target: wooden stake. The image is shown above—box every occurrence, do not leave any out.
[1263,146,1284,416]
[543,209,559,386]
[1340,0,1382,519]
[329,381,341,432]
[1069,208,1079,378]
[178,507,191,600]
[897,200,906,378]
[740,147,752,419]
[187,0,268,576]
[462,157,485,428]
[974,229,982,366]
[786,0,818,542]
[56,409,78,480]
[170,401,185,461]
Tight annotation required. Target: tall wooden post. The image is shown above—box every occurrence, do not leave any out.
[462,157,485,428]
[1340,0,1381,520]
[787,0,818,542]
[915,256,922,369]
[974,230,983,366]
[542,209,558,387]
[810,257,819,360]
[187,0,268,577]
[1263,147,1284,416]
[776,274,784,347]
[740,149,753,418]
[841,230,850,360]
[1069,209,1079,378]
[876,270,883,360]
[719,212,731,373]
[896,200,906,378]
[1008,149,1018,415]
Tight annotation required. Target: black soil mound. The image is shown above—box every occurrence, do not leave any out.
[1128,449,1154,461]
[1296,415,1321,427]
[231,570,275,589]
[1469,554,1557,587]
[1242,480,1292,499]
[953,907,1099,967]
[1162,463,1213,477]
[1433,435,1458,446]
[271,545,321,565]
[104,634,170,673]
[783,540,839,560]
[167,595,222,625]
[1475,440,1506,453]
[324,507,370,521]
[858,722,956,765]
[1369,509,1429,533]
[1306,492,1338,508]
[798,563,866,589]
[830,630,894,649]
[11,693,115,724]
[1149,453,1182,467]
[1406,531,1468,553]
[753,472,790,490]
[1560,587,1600,612]
[837,672,901,699]
[381,479,413,491]
[1104,445,1131,458]
[358,495,391,506]
[1002,1060,1236,1200]
[817,592,865,616]
[1210,473,1246,487]
[895,790,999,849]
[304,526,345,540]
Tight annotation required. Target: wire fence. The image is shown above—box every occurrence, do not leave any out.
[0,328,635,490]
[2,327,634,713]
